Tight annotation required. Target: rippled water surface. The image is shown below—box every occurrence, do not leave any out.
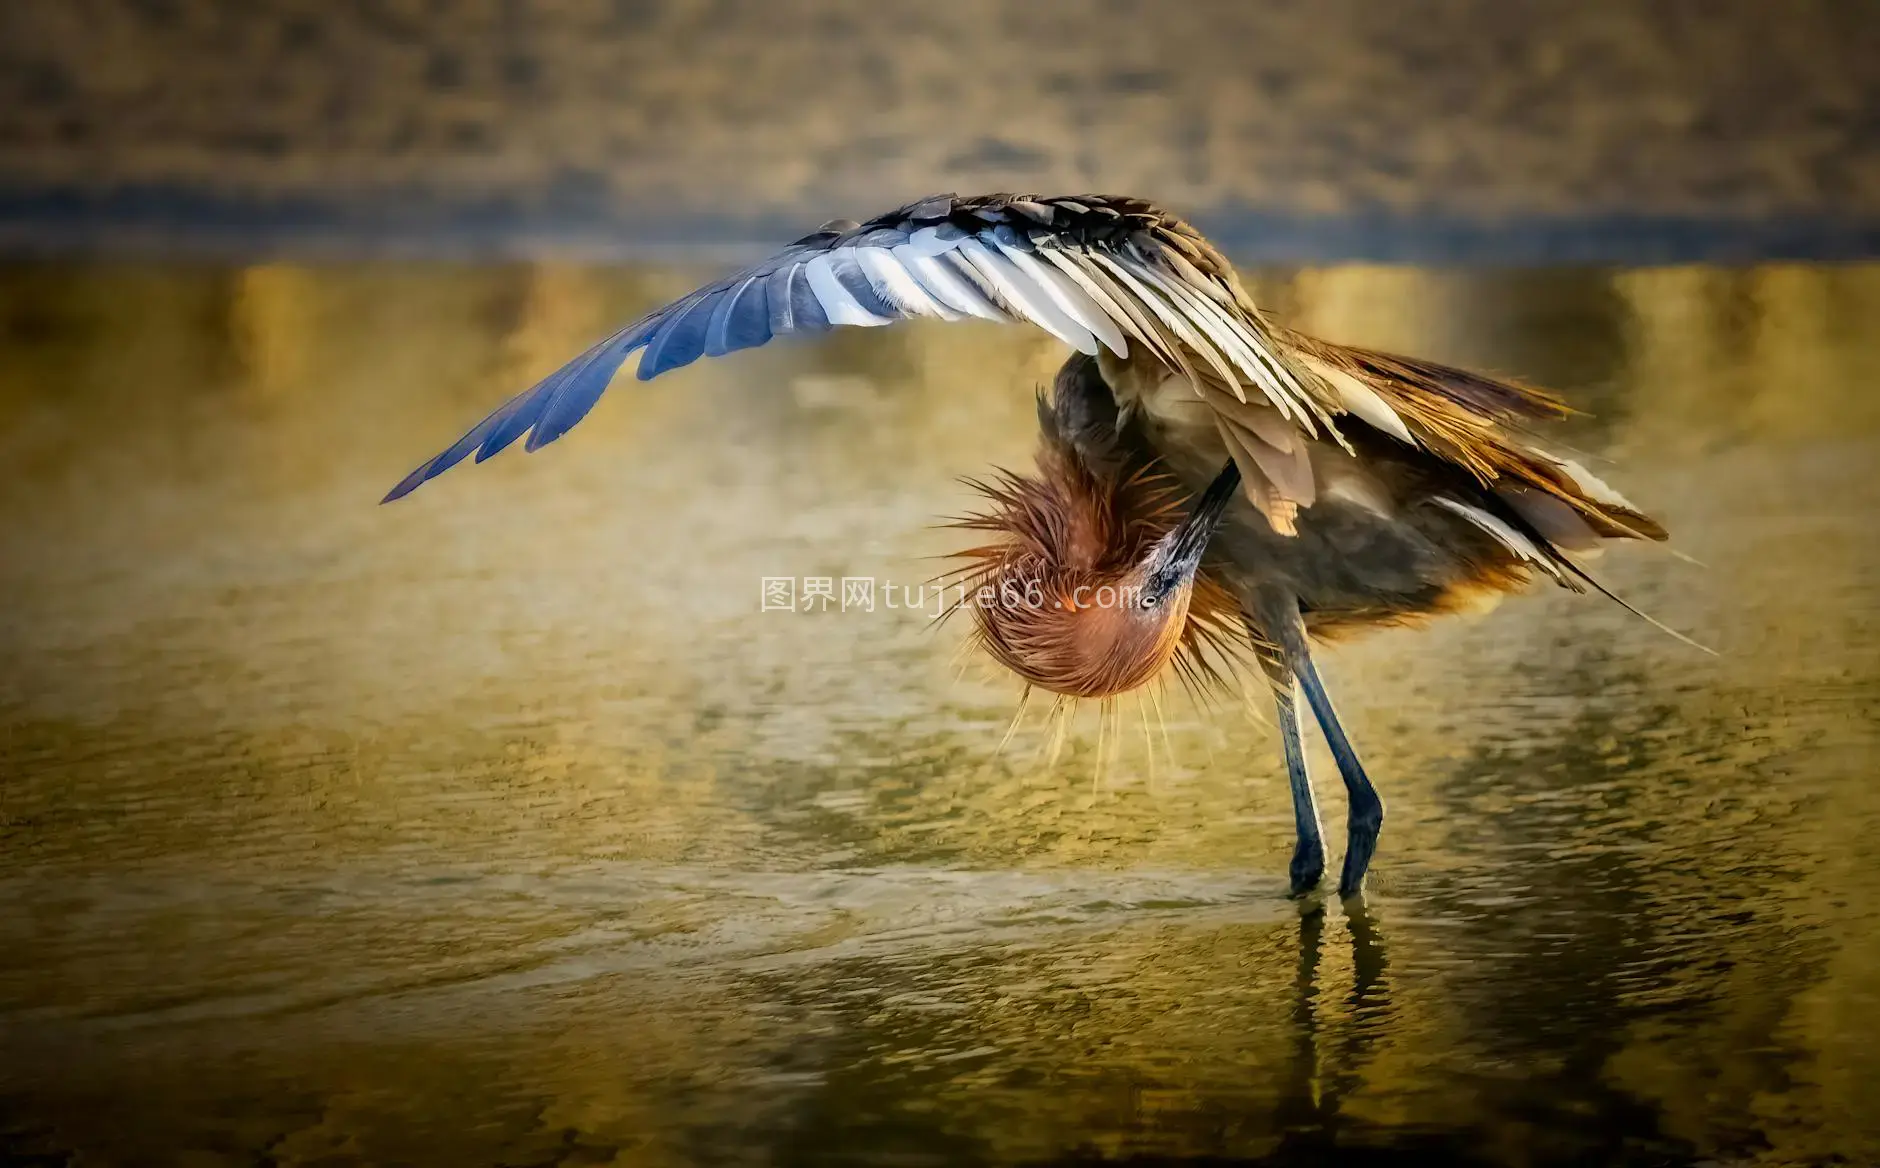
[1,261,1877,1166]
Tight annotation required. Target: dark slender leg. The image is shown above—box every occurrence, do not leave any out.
[1274,671,1327,896]
[1298,647,1384,895]
[1259,592,1385,898]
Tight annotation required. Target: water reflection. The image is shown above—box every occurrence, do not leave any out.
[0,259,1876,1166]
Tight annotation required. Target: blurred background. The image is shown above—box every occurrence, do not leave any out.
[2,3,1878,1167]
[3,0,1878,260]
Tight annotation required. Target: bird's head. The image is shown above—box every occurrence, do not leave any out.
[949,443,1244,700]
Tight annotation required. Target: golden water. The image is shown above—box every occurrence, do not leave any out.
[1,261,1877,1166]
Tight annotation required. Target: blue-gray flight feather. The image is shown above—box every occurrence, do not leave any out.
[477,336,629,462]
[382,196,1113,502]
[637,291,722,380]
[826,252,899,319]
[525,328,654,451]
[786,264,831,333]
[705,276,771,357]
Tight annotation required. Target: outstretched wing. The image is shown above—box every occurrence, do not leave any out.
[383,192,1336,502]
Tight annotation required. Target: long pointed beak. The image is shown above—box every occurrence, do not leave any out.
[1162,459,1242,580]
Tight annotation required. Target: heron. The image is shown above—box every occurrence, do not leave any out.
[385,193,1683,898]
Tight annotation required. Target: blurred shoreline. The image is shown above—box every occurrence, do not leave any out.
[5,188,1879,265]
[6,0,1875,266]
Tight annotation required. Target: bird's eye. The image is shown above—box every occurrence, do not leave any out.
[1140,592,1160,609]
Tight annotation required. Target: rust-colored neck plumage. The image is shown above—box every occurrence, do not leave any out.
[949,440,1242,699]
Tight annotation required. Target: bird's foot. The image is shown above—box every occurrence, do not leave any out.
[1337,810,1383,898]
[1289,839,1325,897]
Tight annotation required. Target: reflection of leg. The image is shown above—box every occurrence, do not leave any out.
[1280,902,1394,1151]
[1264,646,1327,896]
[1345,899,1389,1018]
[1293,903,1325,1031]
[1278,904,1329,1141]
[1319,901,1396,1132]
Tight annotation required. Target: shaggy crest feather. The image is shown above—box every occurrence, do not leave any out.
[943,439,1245,700]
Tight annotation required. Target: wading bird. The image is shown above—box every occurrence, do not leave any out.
[385,193,1677,897]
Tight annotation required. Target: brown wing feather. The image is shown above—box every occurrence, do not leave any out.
[1281,330,1667,543]
[1299,337,1572,424]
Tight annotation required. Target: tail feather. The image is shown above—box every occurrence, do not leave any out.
[1282,331,1668,545]
[1468,481,1710,655]
[1558,557,1717,656]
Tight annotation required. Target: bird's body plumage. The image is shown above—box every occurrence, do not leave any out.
[1036,354,1528,643]
[385,192,1682,897]
[1089,346,1647,638]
